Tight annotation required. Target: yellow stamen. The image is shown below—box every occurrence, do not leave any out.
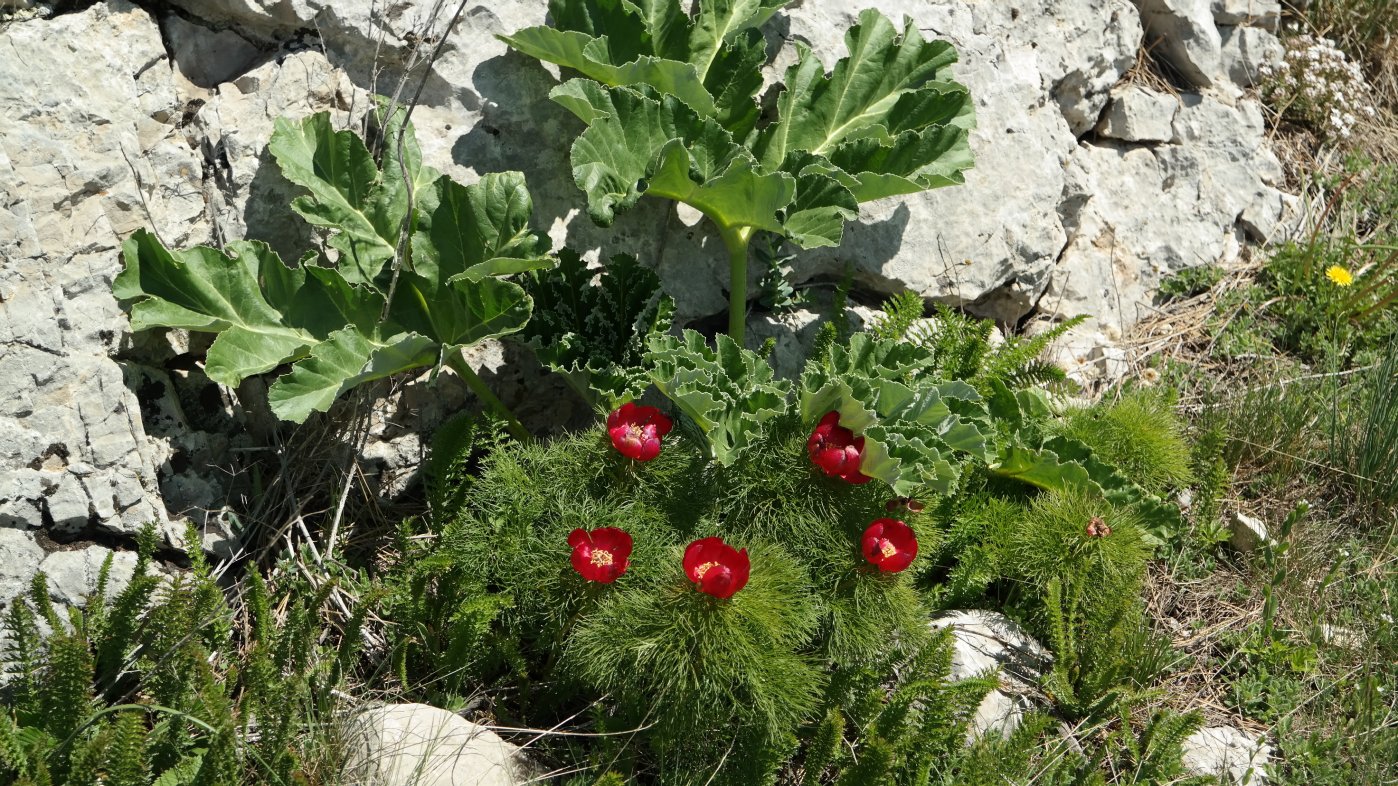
[590,550,614,567]
[694,561,720,579]
[878,539,897,559]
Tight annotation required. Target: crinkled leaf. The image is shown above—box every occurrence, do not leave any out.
[798,334,993,494]
[990,436,1185,546]
[522,250,675,407]
[502,0,788,131]
[752,11,962,165]
[414,172,551,284]
[551,80,793,231]
[269,113,423,286]
[114,230,378,387]
[267,329,438,423]
[499,28,716,115]
[508,3,974,257]
[647,330,792,465]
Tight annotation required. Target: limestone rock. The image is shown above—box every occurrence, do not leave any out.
[39,545,140,608]
[1097,85,1178,143]
[161,13,264,88]
[1229,511,1269,552]
[1212,0,1281,30]
[342,703,534,786]
[929,610,1051,739]
[1181,725,1271,783]
[0,528,45,610]
[0,0,188,540]
[1041,94,1286,339]
[1220,25,1284,88]
[1134,0,1226,88]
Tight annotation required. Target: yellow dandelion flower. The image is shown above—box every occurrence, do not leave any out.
[1326,265,1354,286]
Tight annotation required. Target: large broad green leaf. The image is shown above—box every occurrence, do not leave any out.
[647,330,792,465]
[522,250,675,408]
[510,3,974,264]
[551,80,793,231]
[267,329,439,423]
[752,11,962,166]
[414,172,552,285]
[268,112,439,287]
[118,111,550,425]
[499,0,789,130]
[990,436,1185,546]
[498,27,716,115]
[114,230,379,387]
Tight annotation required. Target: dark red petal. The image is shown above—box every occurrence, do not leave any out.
[653,411,674,437]
[684,537,718,576]
[568,528,590,550]
[842,471,873,485]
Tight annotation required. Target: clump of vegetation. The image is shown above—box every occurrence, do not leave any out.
[0,525,367,786]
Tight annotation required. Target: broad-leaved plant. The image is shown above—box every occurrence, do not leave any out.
[502,1,975,339]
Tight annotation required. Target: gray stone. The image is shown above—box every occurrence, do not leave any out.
[1212,0,1281,30]
[1229,511,1269,552]
[342,703,535,786]
[1133,0,1226,88]
[929,610,1050,740]
[1041,94,1286,343]
[1220,25,1284,88]
[1181,725,1271,783]
[39,545,140,608]
[161,14,264,88]
[1097,85,1178,143]
[0,528,45,611]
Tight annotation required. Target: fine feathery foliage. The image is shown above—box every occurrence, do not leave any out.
[871,291,1087,391]
[501,0,975,339]
[0,524,370,786]
[113,105,552,426]
[1054,390,1196,496]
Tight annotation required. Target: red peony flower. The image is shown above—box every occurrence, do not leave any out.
[568,527,633,583]
[683,537,751,599]
[607,402,673,461]
[807,411,871,484]
[861,518,918,573]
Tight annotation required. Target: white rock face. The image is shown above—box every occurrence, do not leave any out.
[0,529,45,609]
[1220,25,1284,88]
[40,545,140,608]
[929,610,1051,740]
[1213,0,1281,29]
[1097,85,1179,143]
[1135,0,1227,88]
[0,1,188,540]
[1181,725,1272,783]
[1041,94,1294,339]
[342,704,534,786]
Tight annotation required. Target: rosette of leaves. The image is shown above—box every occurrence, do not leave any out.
[114,109,552,434]
[520,249,675,409]
[502,1,975,339]
[799,333,995,497]
[646,329,792,465]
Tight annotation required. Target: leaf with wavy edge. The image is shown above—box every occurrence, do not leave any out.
[267,329,439,423]
[798,334,993,495]
[523,250,675,408]
[647,330,792,465]
[552,79,794,232]
[114,231,379,387]
[990,436,1185,545]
